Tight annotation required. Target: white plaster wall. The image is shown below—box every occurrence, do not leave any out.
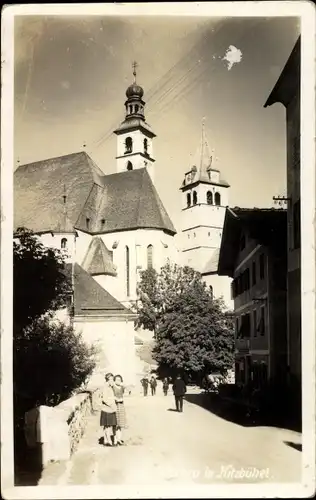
[98,229,177,304]
[74,230,92,266]
[182,226,222,252]
[117,129,153,160]
[203,274,233,311]
[74,318,138,386]
[39,232,76,264]
[181,204,226,232]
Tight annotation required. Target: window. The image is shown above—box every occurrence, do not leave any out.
[61,238,67,249]
[129,105,132,114]
[293,199,301,249]
[86,218,90,230]
[252,261,256,286]
[214,192,221,206]
[193,191,197,205]
[253,309,257,337]
[239,314,251,338]
[193,232,196,238]
[207,191,213,205]
[244,268,250,291]
[147,244,153,269]
[125,137,133,154]
[259,254,265,280]
[187,193,191,207]
[144,138,148,154]
[208,232,210,237]
[258,307,265,336]
[135,104,139,113]
[125,246,130,297]
[127,161,133,171]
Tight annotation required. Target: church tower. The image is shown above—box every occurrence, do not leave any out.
[180,120,230,274]
[114,62,156,181]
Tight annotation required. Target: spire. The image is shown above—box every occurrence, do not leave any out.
[199,117,212,173]
[132,61,138,84]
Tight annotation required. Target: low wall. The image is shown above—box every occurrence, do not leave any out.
[24,387,101,468]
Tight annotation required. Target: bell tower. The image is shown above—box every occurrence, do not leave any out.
[180,119,230,273]
[114,62,156,180]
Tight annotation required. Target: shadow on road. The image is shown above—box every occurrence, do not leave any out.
[284,441,302,452]
[14,441,43,486]
[185,392,301,432]
[167,408,178,412]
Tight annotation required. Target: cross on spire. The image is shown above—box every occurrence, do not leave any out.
[132,61,138,83]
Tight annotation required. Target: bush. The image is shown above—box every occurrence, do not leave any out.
[14,316,96,411]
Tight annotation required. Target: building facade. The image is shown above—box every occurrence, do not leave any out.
[264,37,301,400]
[179,124,233,309]
[218,208,287,390]
[14,68,177,380]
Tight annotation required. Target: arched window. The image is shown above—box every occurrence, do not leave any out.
[215,192,221,206]
[127,161,133,171]
[61,238,67,249]
[129,105,132,114]
[207,191,213,205]
[147,244,153,269]
[125,137,133,154]
[125,246,130,297]
[144,138,148,154]
[135,104,139,113]
[193,191,198,205]
[187,193,191,207]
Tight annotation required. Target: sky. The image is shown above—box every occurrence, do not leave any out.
[14,15,300,231]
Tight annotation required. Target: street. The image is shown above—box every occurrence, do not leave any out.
[39,386,302,486]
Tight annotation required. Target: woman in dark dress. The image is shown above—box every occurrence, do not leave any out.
[100,373,117,446]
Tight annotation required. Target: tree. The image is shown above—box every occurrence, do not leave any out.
[13,228,96,418]
[136,262,234,383]
[14,227,72,332]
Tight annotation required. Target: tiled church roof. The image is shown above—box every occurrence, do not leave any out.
[64,263,134,317]
[14,152,104,234]
[77,168,176,235]
[82,237,117,276]
[14,152,176,236]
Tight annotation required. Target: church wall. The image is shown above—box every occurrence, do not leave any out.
[74,230,92,266]
[93,229,177,305]
[203,274,233,311]
[116,129,154,173]
[74,317,137,387]
[39,232,76,264]
[182,225,222,252]
[181,204,226,233]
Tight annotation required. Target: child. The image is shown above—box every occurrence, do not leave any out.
[112,374,127,445]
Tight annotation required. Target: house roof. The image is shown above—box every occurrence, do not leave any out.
[82,237,117,276]
[264,36,300,108]
[14,152,176,236]
[202,248,220,275]
[76,167,176,235]
[14,151,104,234]
[218,207,287,277]
[65,263,134,317]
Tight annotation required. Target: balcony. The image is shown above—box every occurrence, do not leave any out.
[235,338,250,353]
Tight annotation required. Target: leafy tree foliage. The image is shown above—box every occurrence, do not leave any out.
[13,229,96,420]
[136,262,234,382]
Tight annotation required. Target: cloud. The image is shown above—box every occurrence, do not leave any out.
[222,45,243,70]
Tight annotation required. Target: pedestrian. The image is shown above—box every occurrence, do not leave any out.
[100,373,117,446]
[150,375,157,396]
[112,374,127,445]
[162,377,169,396]
[140,376,149,396]
[172,374,187,412]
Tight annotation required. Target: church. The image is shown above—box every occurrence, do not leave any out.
[14,66,177,384]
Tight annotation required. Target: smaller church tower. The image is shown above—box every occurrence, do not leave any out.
[180,120,230,273]
[114,62,156,180]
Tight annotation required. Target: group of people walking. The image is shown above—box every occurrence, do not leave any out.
[140,374,187,412]
[99,372,188,447]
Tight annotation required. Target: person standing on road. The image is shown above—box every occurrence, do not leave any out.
[172,374,187,412]
[100,373,117,446]
[140,376,149,396]
[112,374,127,445]
[162,377,169,396]
[150,376,157,396]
